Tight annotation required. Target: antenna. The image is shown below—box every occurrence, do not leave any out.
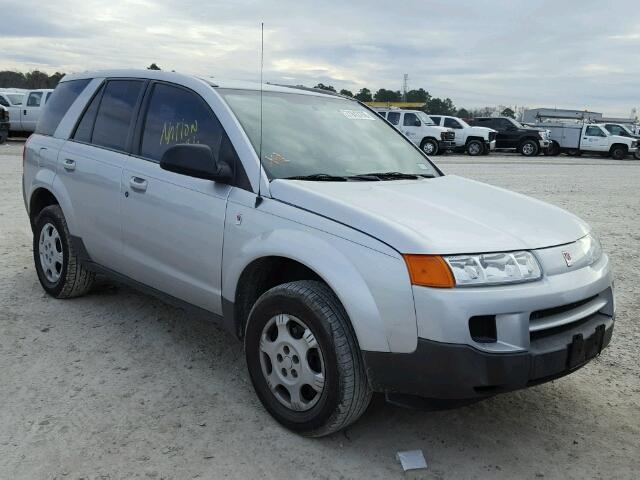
[255,22,264,208]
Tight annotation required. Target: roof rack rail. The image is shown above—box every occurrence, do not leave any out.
[270,83,353,100]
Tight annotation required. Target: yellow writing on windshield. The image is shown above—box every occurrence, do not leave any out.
[160,120,199,145]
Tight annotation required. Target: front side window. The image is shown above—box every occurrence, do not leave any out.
[218,89,439,179]
[387,111,400,125]
[91,80,144,151]
[403,112,420,127]
[605,124,626,136]
[430,116,442,125]
[0,96,8,107]
[27,92,43,107]
[37,79,91,136]
[140,83,224,162]
[586,126,605,137]
[444,118,462,129]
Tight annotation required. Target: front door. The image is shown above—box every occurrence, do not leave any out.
[22,91,44,131]
[120,82,232,314]
[400,112,423,146]
[582,125,609,151]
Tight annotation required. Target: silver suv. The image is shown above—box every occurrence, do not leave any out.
[23,70,615,437]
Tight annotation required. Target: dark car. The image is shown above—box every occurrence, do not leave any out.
[469,116,550,156]
[0,105,10,144]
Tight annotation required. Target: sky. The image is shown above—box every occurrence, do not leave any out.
[1,0,639,116]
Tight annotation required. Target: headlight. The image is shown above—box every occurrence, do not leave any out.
[403,251,542,288]
[444,251,542,286]
[576,233,602,266]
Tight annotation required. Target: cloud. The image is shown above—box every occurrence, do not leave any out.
[0,0,639,116]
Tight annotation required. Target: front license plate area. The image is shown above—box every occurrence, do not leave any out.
[567,324,605,369]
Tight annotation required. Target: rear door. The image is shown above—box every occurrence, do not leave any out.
[58,79,146,270]
[21,91,44,131]
[120,82,235,314]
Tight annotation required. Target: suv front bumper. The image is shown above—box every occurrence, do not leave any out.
[438,140,456,150]
[363,312,613,400]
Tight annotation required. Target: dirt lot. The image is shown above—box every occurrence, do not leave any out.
[1,141,639,479]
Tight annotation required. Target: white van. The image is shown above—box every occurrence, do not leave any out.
[375,108,456,155]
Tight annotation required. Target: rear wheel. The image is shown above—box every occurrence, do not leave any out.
[245,280,372,437]
[544,140,561,156]
[466,139,483,156]
[520,139,539,157]
[33,205,95,298]
[420,138,439,156]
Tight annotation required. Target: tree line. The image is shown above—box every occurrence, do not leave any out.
[313,83,515,118]
[0,68,515,119]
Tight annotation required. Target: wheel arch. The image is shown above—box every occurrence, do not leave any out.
[28,187,60,230]
[609,143,628,153]
[465,135,484,144]
[223,230,406,353]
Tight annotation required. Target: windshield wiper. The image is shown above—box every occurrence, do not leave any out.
[352,171,420,180]
[283,173,348,181]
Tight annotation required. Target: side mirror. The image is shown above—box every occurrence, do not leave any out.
[160,144,232,183]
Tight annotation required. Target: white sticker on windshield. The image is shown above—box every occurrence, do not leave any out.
[416,163,429,170]
[340,110,375,120]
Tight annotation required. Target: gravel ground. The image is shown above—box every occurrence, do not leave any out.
[1,141,639,479]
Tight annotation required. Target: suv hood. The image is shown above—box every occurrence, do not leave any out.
[609,134,634,144]
[468,126,496,135]
[270,175,589,254]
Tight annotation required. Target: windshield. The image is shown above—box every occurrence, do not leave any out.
[508,118,525,129]
[218,89,439,179]
[7,93,23,105]
[416,112,436,125]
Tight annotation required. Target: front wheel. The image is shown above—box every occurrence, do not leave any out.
[466,139,483,156]
[520,139,539,157]
[245,281,372,437]
[420,138,439,156]
[611,146,627,160]
[544,140,561,156]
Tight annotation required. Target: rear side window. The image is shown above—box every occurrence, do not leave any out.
[91,80,144,151]
[73,84,104,143]
[140,83,224,162]
[36,79,91,136]
[387,112,400,125]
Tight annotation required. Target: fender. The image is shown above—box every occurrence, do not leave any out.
[49,174,79,236]
[222,221,418,354]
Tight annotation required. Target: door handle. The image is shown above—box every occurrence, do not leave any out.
[23,109,27,115]
[62,158,76,171]
[129,176,148,192]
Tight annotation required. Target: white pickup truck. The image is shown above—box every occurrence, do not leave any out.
[429,115,497,155]
[0,89,53,133]
[543,123,638,159]
[375,108,456,155]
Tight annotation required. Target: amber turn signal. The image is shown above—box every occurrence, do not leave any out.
[403,255,455,288]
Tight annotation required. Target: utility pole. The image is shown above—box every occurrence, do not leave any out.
[402,74,408,102]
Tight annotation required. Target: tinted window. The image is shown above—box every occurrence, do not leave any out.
[0,96,8,107]
[92,80,144,151]
[73,84,104,143]
[403,112,420,126]
[377,111,386,118]
[387,112,400,125]
[444,117,462,129]
[140,83,224,162]
[430,116,441,125]
[45,92,52,103]
[36,79,91,136]
[27,92,43,107]
[605,124,626,136]
[586,126,605,137]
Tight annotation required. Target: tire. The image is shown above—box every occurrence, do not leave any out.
[519,139,539,157]
[420,138,439,156]
[466,139,483,156]
[33,205,95,298]
[0,130,7,144]
[610,146,627,160]
[245,280,372,437]
[634,150,640,160]
[544,141,561,156]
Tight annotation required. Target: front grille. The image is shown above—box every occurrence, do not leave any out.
[489,131,497,141]
[529,294,608,341]
[530,296,597,321]
[441,131,455,141]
